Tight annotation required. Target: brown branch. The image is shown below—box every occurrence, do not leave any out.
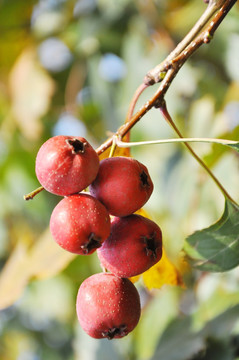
[144,0,221,84]
[96,0,237,156]
[25,0,237,200]
[170,0,237,66]
[144,0,237,85]
[96,69,176,155]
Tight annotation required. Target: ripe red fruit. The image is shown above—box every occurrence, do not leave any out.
[89,156,153,217]
[50,193,111,255]
[76,273,141,339]
[97,214,163,278]
[35,135,99,196]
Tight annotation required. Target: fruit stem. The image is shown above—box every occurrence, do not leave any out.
[159,102,237,205]
[121,83,149,146]
[23,186,44,201]
[108,135,117,158]
[115,136,238,147]
[126,83,149,122]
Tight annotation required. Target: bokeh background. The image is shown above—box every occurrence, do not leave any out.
[0,0,239,359]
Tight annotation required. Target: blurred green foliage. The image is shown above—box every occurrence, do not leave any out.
[0,0,239,359]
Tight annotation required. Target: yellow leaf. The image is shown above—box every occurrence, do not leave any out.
[0,229,75,310]
[142,249,182,290]
[99,135,131,160]
[135,207,151,218]
[130,274,141,284]
[131,209,189,289]
[0,242,30,310]
[28,229,76,280]
[177,252,191,278]
[9,47,55,140]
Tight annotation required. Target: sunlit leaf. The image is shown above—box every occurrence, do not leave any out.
[0,0,35,70]
[99,136,130,160]
[134,207,152,218]
[151,316,204,360]
[151,305,239,360]
[0,243,30,310]
[141,250,182,290]
[27,229,75,280]
[184,199,239,272]
[0,230,75,310]
[134,287,180,360]
[204,125,239,167]
[9,47,55,140]
[131,208,186,289]
[227,142,239,152]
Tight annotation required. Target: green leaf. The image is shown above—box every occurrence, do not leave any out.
[150,317,204,360]
[134,287,179,360]
[203,304,239,338]
[197,338,234,360]
[184,199,239,272]
[227,142,239,152]
[150,305,239,360]
[203,125,239,168]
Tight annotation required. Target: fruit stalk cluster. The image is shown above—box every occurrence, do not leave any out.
[35,135,163,339]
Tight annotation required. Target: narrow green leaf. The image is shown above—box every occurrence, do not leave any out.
[150,317,204,360]
[203,304,239,338]
[151,305,239,360]
[184,199,239,272]
[227,142,239,152]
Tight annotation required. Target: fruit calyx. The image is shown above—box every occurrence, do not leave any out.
[140,170,150,187]
[102,324,128,340]
[65,138,87,154]
[143,232,158,259]
[80,232,102,254]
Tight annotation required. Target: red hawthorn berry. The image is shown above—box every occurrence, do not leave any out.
[76,273,141,339]
[50,193,111,255]
[35,135,99,196]
[89,156,153,217]
[97,214,163,278]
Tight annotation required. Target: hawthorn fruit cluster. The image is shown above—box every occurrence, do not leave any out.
[35,135,163,339]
